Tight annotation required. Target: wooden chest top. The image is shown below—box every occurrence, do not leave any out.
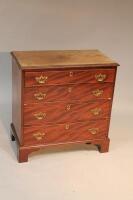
[11,50,119,69]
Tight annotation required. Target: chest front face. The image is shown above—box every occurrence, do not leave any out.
[22,67,116,144]
[11,50,119,162]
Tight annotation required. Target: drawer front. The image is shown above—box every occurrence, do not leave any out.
[23,120,109,146]
[70,83,113,101]
[24,83,113,104]
[24,69,115,87]
[24,85,70,103]
[24,101,111,125]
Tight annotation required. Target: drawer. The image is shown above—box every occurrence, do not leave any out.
[24,83,114,104]
[24,85,70,103]
[23,119,109,146]
[71,83,113,101]
[24,69,115,87]
[24,100,111,125]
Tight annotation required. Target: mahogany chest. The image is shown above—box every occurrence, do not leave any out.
[10,50,119,162]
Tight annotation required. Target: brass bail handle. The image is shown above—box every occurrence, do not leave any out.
[92,89,103,97]
[88,128,99,135]
[90,108,102,116]
[34,112,46,120]
[35,75,48,84]
[34,92,46,101]
[33,132,46,141]
[95,73,107,82]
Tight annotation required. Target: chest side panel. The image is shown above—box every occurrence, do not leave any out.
[12,58,23,144]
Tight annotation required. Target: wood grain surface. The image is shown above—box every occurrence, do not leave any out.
[24,83,114,104]
[11,50,119,69]
[24,69,115,87]
[12,58,23,143]
[23,119,109,146]
[24,100,111,125]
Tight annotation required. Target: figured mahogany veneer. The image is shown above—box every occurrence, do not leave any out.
[24,83,114,103]
[11,50,119,162]
[23,119,109,146]
[25,69,115,87]
[24,101,111,125]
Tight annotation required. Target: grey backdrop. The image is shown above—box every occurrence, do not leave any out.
[0,1,133,200]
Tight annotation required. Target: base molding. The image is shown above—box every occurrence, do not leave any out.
[10,123,110,163]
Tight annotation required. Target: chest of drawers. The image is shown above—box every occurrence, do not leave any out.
[10,50,119,162]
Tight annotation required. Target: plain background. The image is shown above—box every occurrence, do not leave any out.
[0,0,133,200]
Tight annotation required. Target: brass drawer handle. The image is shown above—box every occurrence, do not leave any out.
[95,73,107,82]
[92,89,103,97]
[90,108,102,116]
[88,128,99,135]
[33,132,45,141]
[34,92,46,101]
[35,75,48,84]
[34,112,46,120]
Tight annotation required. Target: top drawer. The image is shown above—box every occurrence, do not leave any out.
[24,69,116,87]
